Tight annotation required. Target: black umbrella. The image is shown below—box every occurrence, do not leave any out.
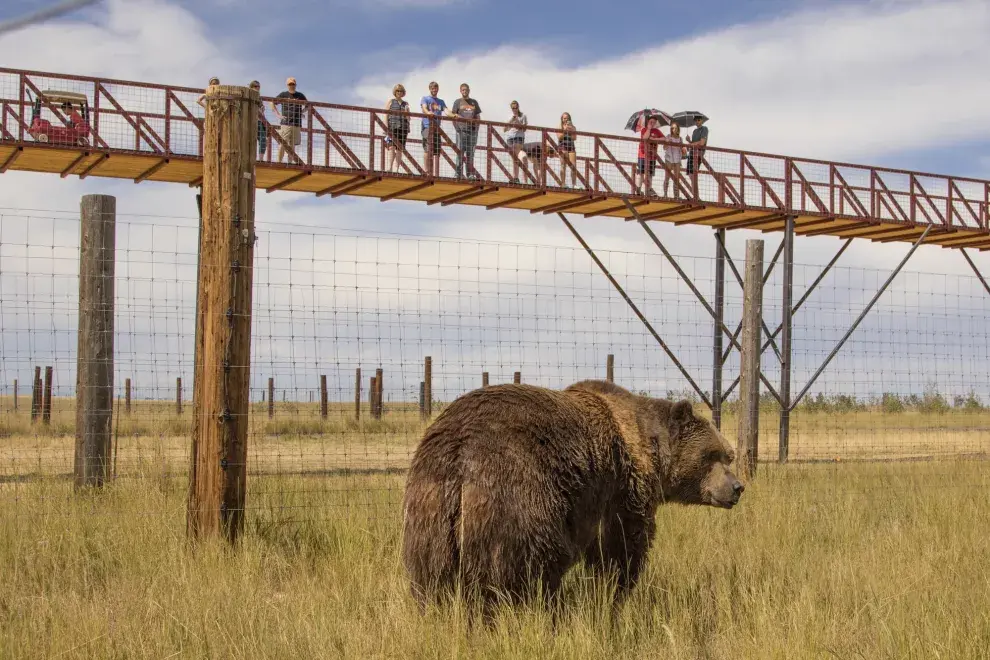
[624,108,670,131]
[670,111,709,128]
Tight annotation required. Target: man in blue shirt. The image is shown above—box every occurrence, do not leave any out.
[419,82,447,176]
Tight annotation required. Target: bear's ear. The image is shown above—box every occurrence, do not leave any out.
[667,400,694,439]
[671,400,693,422]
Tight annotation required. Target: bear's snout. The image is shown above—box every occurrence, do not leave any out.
[731,480,744,504]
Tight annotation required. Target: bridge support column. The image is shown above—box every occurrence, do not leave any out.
[187,83,260,544]
[712,228,726,429]
[738,239,764,479]
[778,216,795,463]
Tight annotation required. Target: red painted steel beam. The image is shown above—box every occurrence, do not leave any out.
[0,146,23,173]
[315,175,365,197]
[675,208,745,226]
[266,170,311,193]
[487,190,546,210]
[60,152,91,178]
[330,176,382,198]
[133,158,169,183]
[441,186,497,206]
[631,203,696,222]
[77,153,109,179]
[380,180,433,202]
[533,195,604,215]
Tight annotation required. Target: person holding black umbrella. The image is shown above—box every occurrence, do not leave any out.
[684,114,708,176]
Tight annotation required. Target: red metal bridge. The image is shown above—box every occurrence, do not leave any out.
[2,67,989,250]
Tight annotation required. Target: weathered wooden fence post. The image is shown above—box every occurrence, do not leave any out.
[419,382,425,417]
[74,193,116,488]
[482,371,489,388]
[369,376,377,419]
[124,378,131,415]
[513,371,521,384]
[375,368,384,418]
[176,377,183,416]
[738,239,764,480]
[31,366,41,423]
[42,366,53,425]
[354,368,361,420]
[12,379,16,411]
[423,356,432,420]
[186,82,260,544]
[320,375,328,419]
[606,354,614,383]
[267,378,274,419]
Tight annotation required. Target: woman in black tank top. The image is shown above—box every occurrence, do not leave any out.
[384,84,410,173]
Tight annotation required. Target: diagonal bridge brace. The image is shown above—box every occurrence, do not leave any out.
[559,212,713,409]
[789,225,932,410]
[621,198,782,405]
[722,237,853,401]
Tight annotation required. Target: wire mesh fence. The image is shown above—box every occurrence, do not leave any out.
[1,208,989,523]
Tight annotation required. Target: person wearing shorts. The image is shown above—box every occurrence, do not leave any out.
[271,77,307,163]
[663,122,686,198]
[249,80,268,160]
[503,100,528,183]
[557,112,577,187]
[634,115,664,196]
[383,84,410,172]
[685,115,708,176]
[419,82,447,176]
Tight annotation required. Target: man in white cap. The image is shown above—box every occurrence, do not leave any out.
[270,76,307,163]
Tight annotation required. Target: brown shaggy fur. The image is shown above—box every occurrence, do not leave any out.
[401,379,743,611]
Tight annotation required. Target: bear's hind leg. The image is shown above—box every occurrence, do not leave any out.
[583,512,655,602]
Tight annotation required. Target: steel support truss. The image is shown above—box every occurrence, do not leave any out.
[562,201,933,469]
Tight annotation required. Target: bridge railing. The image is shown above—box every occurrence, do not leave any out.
[1,67,988,233]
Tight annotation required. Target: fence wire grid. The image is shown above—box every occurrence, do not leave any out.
[1,209,989,522]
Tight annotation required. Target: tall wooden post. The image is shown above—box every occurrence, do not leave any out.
[12,379,17,411]
[176,377,182,416]
[319,375,328,419]
[74,193,116,487]
[267,378,274,418]
[606,354,614,383]
[513,371,521,384]
[369,376,377,419]
[42,366,53,425]
[354,368,361,420]
[124,378,131,415]
[737,239,764,480]
[187,83,260,544]
[375,368,384,419]
[423,356,432,420]
[482,371,489,388]
[31,366,41,423]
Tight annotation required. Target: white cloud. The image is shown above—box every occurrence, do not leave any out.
[353,0,990,163]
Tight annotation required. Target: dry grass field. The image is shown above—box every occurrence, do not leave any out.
[1,395,989,658]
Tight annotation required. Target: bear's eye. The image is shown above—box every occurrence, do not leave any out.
[706,450,723,463]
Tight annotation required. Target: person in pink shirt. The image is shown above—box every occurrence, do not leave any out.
[634,114,664,196]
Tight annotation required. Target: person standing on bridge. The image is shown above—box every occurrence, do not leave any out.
[684,115,708,177]
[558,112,577,187]
[419,82,446,176]
[249,80,268,161]
[271,77,308,164]
[450,83,482,180]
[634,114,664,196]
[504,100,529,184]
[384,84,410,173]
[196,77,220,109]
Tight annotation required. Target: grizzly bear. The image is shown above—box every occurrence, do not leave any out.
[401,379,744,610]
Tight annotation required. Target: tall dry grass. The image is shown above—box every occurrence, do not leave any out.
[1,462,989,658]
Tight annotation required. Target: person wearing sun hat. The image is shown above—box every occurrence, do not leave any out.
[270,76,307,163]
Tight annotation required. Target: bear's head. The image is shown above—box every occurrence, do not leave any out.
[645,399,744,509]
